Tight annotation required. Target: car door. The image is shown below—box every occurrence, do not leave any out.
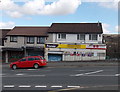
[18,58,29,68]
[27,57,35,67]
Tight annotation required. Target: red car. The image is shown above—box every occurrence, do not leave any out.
[10,56,47,70]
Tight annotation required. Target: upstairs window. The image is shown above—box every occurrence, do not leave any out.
[27,37,34,44]
[89,34,98,40]
[10,36,17,42]
[58,34,66,39]
[77,34,85,40]
[37,37,45,44]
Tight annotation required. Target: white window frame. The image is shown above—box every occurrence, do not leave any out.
[10,36,17,42]
[89,34,98,40]
[27,36,35,44]
[58,33,66,39]
[37,37,45,44]
[77,34,85,40]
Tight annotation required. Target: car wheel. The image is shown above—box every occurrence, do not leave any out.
[34,64,39,69]
[12,65,17,70]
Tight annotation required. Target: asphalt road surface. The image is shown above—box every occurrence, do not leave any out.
[1,62,120,92]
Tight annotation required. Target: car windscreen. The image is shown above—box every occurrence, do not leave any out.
[40,57,45,60]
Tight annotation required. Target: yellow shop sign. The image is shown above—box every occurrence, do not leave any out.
[45,44,86,49]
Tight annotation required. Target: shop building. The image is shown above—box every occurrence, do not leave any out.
[0,29,11,62]
[3,27,48,63]
[45,23,106,61]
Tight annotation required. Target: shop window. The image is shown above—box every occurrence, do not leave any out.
[27,37,34,44]
[89,34,98,40]
[77,34,85,40]
[98,53,105,57]
[10,36,17,42]
[37,37,45,44]
[58,34,66,39]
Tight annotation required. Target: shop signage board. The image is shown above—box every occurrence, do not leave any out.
[45,44,106,50]
[45,44,86,49]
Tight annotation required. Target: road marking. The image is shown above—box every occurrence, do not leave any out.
[0,74,5,75]
[67,86,80,88]
[75,70,92,71]
[2,75,45,77]
[19,85,31,88]
[84,70,103,75]
[71,70,103,76]
[79,75,117,77]
[4,85,14,88]
[35,85,47,88]
[16,74,24,76]
[51,86,63,88]
[28,75,45,77]
[115,74,120,76]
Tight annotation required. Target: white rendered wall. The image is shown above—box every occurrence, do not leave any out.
[47,33,103,44]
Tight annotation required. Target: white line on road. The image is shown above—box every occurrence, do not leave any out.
[75,70,92,71]
[4,85,14,88]
[67,86,80,88]
[0,74,5,75]
[115,74,120,76]
[16,74,24,76]
[35,85,47,88]
[79,75,117,77]
[28,75,45,77]
[71,70,103,76]
[19,85,31,88]
[84,70,103,75]
[51,86,63,88]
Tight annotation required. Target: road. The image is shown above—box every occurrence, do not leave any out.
[1,61,120,92]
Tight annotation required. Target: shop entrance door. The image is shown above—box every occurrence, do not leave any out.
[48,54,62,61]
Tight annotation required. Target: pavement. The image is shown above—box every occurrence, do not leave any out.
[1,61,120,92]
[1,60,119,67]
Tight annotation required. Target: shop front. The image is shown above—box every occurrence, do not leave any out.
[45,43,106,61]
[48,51,63,61]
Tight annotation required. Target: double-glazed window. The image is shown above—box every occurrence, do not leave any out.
[10,36,17,42]
[27,37,34,44]
[58,34,66,39]
[37,37,45,44]
[77,34,85,40]
[89,34,98,40]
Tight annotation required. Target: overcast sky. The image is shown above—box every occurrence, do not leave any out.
[0,0,119,34]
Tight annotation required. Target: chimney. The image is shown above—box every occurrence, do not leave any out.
[98,21,100,26]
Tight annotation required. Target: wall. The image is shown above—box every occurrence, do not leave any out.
[4,36,46,48]
[45,47,106,61]
[47,33,103,44]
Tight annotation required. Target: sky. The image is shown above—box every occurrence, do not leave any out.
[0,0,119,34]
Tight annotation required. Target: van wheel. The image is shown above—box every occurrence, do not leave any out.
[12,65,17,70]
[34,64,39,69]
